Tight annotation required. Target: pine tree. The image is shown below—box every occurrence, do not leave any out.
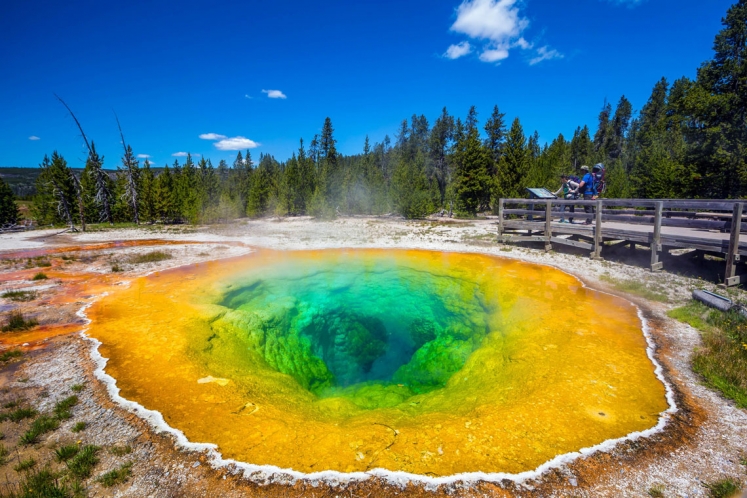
[499,117,529,199]
[34,152,76,228]
[428,108,454,208]
[609,96,633,160]
[0,176,20,227]
[87,142,114,224]
[154,164,175,222]
[140,159,156,223]
[453,107,491,216]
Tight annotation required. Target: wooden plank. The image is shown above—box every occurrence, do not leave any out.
[545,200,553,252]
[593,200,603,259]
[651,201,663,271]
[725,202,743,286]
[551,237,593,250]
[497,198,505,237]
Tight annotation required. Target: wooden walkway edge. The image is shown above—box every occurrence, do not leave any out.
[497,198,745,287]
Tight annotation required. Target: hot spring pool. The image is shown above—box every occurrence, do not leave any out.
[87,249,669,477]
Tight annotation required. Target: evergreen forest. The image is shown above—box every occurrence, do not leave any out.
[1,0,745,227]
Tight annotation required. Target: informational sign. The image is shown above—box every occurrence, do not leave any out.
[526,188,557,199]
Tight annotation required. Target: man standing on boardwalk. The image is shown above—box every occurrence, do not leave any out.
[577,165,596,225]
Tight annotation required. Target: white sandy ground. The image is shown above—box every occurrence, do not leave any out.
[2,217,747,497]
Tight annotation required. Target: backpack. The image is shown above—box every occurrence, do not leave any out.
[593,164,606,195]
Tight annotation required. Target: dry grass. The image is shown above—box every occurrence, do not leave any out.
[1,312,38,332]
[669,301,747,408]
[600,275,669,303]
[127,251,172,264]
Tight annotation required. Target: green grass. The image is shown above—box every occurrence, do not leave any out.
[668,301,747,408]
[111,263,123,273]
[70,384,84,393]
[0,445,9,466]
[599,275,669,302]
[20,415,60,445]
[71,422,85,433]
[1,312,38,332]
[108,445,132,456]
[7,468,73,497]
[65,445,100,479]
[53,396,78,421]
[13,458,36,472]
[127,251,172,264]
[96,462,133,487]
[54,444,80,462]
[1,291,37,302]
[0,350,23,363]
[31,272,48,281]
[0,407,37,423]
[704,477,742,498]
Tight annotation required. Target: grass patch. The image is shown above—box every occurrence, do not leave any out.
[53,396,78,421]
[108,445,132,456]
[127,251,172,264]
[55,444,80,462]
[71,422,86,433]
[599,275,669,303]
[96,462,133,487]
[1,311,38,332]
[0,445,9,466]
[25,257,51,268]
[13,458,36,472]
[1,290,37,302]
[668,301,747,408]
[0,407,37,423]
[31,272,48,281]
[70,384,84,393]
[704,477,742,498]
[10,468,73,497]
[20,415,60,445]
[0,350,23,363]
[65,444,100,479]
[647,484,665,497]
[111,263,123,273]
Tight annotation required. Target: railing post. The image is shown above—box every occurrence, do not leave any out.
[592,200,603,260]
[545,200,552,252]
[725,202,743,287]
[650,201,664,271]
[497,198,505,241]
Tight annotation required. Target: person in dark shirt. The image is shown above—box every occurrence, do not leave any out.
[577,165,596,225]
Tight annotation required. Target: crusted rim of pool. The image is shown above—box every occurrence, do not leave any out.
[78,249,678,488]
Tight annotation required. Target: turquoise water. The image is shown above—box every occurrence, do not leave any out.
[214,256,495,406]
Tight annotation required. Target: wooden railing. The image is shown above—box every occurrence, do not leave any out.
[497,198,745,286]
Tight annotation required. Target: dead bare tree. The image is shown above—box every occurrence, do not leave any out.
[55,94,114,225]
[115,113,140,225]
[48,173,75,232]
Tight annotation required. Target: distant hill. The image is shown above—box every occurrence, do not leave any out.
[0,166,164,200]
[0,167,43,200]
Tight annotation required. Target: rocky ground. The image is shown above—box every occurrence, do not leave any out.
[0,217,745,497]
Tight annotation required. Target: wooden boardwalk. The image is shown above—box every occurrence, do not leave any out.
[498,198,746,286]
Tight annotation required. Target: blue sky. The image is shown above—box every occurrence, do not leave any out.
[0,0,735,168]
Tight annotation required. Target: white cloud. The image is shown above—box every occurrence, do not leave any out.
[244,94,252,99]
[213,137,260,151]
[136,154,151,159]
[479,47,510,62]
[444,41,473,59]
[446,0,559,65]
[529,45,563,65]
[28,136,40,141]
[199,133,227,140]
[262,89,287,99]
[172,152,189,157]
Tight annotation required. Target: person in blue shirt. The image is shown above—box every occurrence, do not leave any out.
[577,165,596,225]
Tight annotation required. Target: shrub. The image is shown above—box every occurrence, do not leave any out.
[31,272,48,281]
[1,311,38,332]
[704,477,742,498]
